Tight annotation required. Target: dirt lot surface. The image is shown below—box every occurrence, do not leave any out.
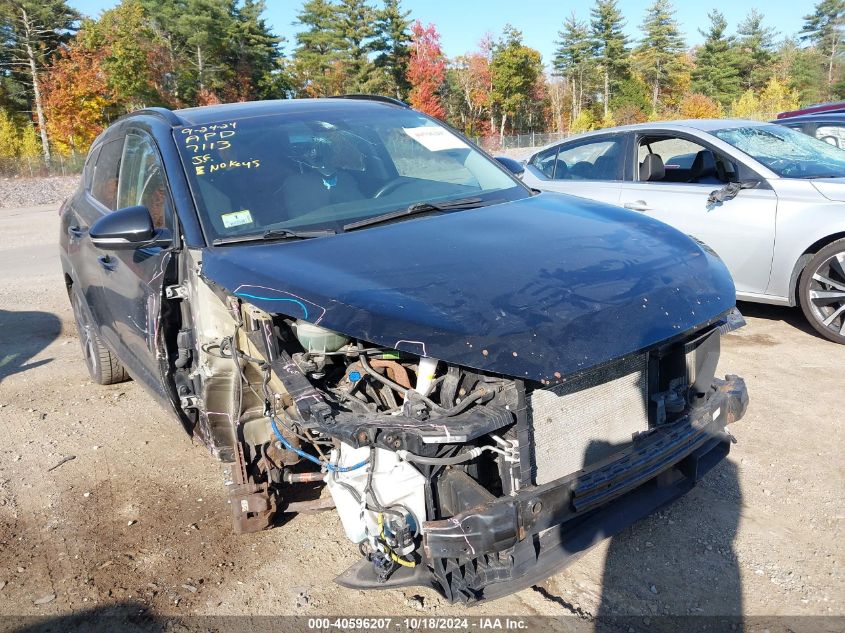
[0,204,843,626]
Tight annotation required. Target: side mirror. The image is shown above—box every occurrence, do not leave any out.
[90,205,171,250]
[495,156,525,179]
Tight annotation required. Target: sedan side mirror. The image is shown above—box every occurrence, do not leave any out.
[495,156,525,179]
[90,205,171,250]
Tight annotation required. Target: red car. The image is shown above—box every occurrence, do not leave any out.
[777,101,845,119]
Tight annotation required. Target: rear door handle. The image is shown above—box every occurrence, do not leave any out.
[97,255,117,271]
[623,200,651,212]
[68,225,87,238]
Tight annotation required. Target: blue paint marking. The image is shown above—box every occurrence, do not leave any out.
[235,292,309,319]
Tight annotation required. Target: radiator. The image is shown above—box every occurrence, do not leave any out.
[527,354,649,485]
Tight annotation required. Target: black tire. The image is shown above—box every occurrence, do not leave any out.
[70,288,130,384]
[798,238,845,344]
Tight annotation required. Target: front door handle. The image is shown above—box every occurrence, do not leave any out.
[97,255,117,271]
[68,225,87,238]
[623,200,651,212]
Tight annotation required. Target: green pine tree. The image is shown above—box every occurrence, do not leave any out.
[736,9,778,92]
[553,12,593,121]
[293,0,344,95]
[335,0,376,92]
[370,0,411,99]
[691,10,742,107]
[800,0,845,98]
[634,0,686,112]
[590,0,629,118]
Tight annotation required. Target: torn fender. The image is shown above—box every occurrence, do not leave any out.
[200,193,736,383]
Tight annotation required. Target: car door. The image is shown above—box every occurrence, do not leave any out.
[94,130,175,396]
[67,137,126,329]
[618,131,778,296]
[523,134,628,206]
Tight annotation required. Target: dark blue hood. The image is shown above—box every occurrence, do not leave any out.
[201,192,735,383]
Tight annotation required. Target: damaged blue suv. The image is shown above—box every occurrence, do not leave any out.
[59,96,748,602]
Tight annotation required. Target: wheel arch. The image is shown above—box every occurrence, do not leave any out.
[789,231,845,306]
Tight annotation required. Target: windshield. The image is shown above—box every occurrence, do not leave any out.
[714,124,845,179]
[174,106,527,241]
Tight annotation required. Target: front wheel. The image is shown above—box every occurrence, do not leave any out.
[799,238,845,344]
[70,288,130,384]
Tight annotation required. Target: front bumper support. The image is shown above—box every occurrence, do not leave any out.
[419,375,747,600]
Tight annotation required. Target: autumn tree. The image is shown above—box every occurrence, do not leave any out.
[407,20,445,117]
[678,92,722,118]
[691,10,742,106]
[449,37,493,135]
[800,0,845,97]
[41,42,110,154]
[590,0,629,118]
[634,0,685,112]
[0,109,20,157]
[0,0,78,160]
[78,1,164,112]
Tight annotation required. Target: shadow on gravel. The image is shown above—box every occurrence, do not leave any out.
[736,300,824,341]
[2,602,162,633]
[594,458,743,627]
[0,309,61,384]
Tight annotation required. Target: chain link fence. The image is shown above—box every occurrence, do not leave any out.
[0,153,86,179]
[476,131,568,155]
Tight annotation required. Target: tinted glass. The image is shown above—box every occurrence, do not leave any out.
[174,107,527,240]
[530,146,559,178]
[552,138,622,181]
[715,124,845,179]
[91,138,124,210]
[118,133,171,228]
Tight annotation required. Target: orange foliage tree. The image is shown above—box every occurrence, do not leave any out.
[42,44,111,155]
[678,92,723,119]
[407,21,446,118]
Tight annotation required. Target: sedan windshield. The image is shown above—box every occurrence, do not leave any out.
[174,106,527,241]
[714,124,845,179]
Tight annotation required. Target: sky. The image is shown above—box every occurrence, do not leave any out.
[69,0,806,67]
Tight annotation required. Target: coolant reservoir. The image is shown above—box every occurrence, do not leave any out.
[292,321,349,353]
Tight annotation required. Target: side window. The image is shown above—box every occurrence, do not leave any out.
[553,138,623,181]
[815,125,845,148]
[637,135,736,184]
[82,145,101,191]
[90,138,125,210]
[530,146,559,178]
[118,133,171,229]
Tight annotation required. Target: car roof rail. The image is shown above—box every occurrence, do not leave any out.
[331,94,410,108]
[129,107,183,126]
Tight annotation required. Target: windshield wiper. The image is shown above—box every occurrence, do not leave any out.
[343,197,484,232]
[212,227,336,246]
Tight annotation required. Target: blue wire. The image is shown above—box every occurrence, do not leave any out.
[268,415,368,473]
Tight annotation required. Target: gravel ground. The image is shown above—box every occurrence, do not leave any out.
[0,203,842,629]
[0,177,78,209]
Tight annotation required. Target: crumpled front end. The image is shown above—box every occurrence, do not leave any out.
[171,248,748,602]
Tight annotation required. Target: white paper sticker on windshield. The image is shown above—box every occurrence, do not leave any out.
[403,126,468,151]
[221,209,253,228]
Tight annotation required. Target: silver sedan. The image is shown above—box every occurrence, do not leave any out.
[521,120,845,343]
